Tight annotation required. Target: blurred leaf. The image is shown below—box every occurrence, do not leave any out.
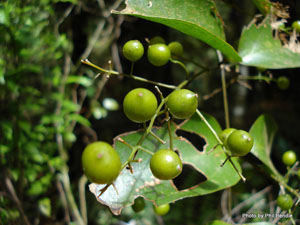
[115,0,241,62]
[62,100,80,113]
[49,156,64,170]
[68,114,91,127]
[252,0,271,15]
[89,112,241,215]
[38,198,51,217]
[103,98,119,111]
[249,114,280,176]
[41,114,64,125]
[245,223,275,225]
[207,221,231,225]
[238,17,300,68]
[66,75,92,87]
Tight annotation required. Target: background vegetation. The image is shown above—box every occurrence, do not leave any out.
[0,0,300,224]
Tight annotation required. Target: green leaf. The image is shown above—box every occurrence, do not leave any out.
[66,75,92,87]
[249,114,280,176]
[207,221,231,225]
[245,223,274,225]
[89,112,241,215]
[238,17,300,68]
[38,198,51,217]
[115,0,241,62]
[68,114,91,127]
[252,0,271,15]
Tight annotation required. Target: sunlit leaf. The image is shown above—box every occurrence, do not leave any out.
[238,17,300,68]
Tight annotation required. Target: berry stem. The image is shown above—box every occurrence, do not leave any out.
[170,58,189,78]
[216,50,230,129]
[238,75,276,83]
[137,146,154,155]
[130,61,135,75]
[150,131,166,144]
[81,59,177,89]
[196,109,223,145]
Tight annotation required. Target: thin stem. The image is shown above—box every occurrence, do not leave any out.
[196,109,223,145]
[79,175,88,225]
[228,156,246,182]
[137,146,154,155]
[81,59,177,89]
[216,50,230,128]
[170,58,189,78]
[150,131,166,144]
[238,75,276,83]
[130,61,135,75]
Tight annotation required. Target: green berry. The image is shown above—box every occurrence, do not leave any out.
[282,150,297,166]
[277,76,290,90]
[123,88,157,123]
[147,44,171,66]
[153,203,170,216]
[122,40,144,62]
[277,194,293,210]
[226,130,254,156]
[297,170,300,179]
[168,41,183,57]
[292,20,300,33]
[167,89,198,119]
[219,128,237,147]
[81,142,121,184]
[150,149,182,180]
[149,36,165,45]
[132,197,145,213]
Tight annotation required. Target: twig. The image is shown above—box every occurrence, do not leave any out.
[78,20,106,63]
[79,175,88,225]
[5,176,31,225]
[216,50,230,128]
[56,179,71,224]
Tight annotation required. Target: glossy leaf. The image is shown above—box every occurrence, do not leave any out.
[115,0,241,62]
[89,112,241,215]
[238,17,300,68]
[249,114,280,176]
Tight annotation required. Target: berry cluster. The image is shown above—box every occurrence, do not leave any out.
[80,37,259,215]
[122,36,184,67]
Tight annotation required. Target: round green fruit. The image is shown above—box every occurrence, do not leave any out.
[123,88,158,123]
[132,197,145,213]
[122,40,144,62]
[277,194,293,210]
[277,76,290,90]
[147,44,171,66]
[167,89,198,119]
[81,141,121,184]
[219,128,236,146]
[168,41,183,57]
[153,203,170,216]
[292,20,300,33]
[150,149,182,180]
[282,150,297,166]
[149,36,166,45]
[226,130,254,156]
